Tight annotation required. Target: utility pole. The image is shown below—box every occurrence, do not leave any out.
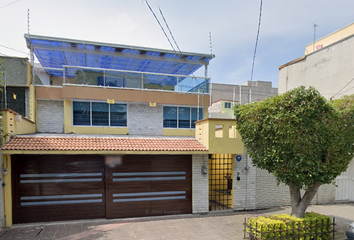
[313,23,319,53]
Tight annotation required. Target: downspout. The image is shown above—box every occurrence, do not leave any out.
[4,69,7,109]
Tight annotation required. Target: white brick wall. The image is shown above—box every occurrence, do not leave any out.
[232,155,336,211]
[127,103,163,136]
[256,168,290,209]
[255,167,336,209]
[192,154,209,213]
[37,100,64,133]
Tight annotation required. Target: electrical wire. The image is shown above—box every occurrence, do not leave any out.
[250,0,263,83]
[0,44,28,55]
[144,0,176,52]
[330,77,354,100]
[0,0,23,10]
[158,7,197,80]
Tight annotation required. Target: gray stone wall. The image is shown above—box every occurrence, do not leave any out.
[127,103,163,136]
[192,154,209,214]
[37,100,64,133]
[0,56,28,86]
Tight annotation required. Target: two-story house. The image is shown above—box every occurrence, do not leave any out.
[1,35,244,226]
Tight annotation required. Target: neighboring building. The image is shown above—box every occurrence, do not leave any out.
[305,22,354,55]
[279,22,354,202]
[0,56,33,118]
[211,81,278,104]
[209,99,235,119]
[209,81,277,119]
[0,34,247,227]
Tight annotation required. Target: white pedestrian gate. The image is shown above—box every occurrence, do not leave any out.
[336,159,354,201]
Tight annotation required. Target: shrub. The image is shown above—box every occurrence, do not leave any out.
[247,212,332,240]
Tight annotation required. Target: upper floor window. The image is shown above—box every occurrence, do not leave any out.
[224,102,232,109]
[163,106,203,129]
[73,101,127,127]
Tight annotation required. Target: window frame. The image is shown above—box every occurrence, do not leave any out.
[72,100,128,127]
[163,105,203,129]
[224,102,232,109]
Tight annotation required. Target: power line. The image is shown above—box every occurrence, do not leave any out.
[0,0,23,10]
[250,0,263,83]
[144,0,176,52]
[248,0,263,104]
[158,7,197,80]
[0,44,28,55]
[330,77,354,100]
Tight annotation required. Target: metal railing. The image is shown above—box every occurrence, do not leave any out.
[33,66,210,94]
[243,217,336,240]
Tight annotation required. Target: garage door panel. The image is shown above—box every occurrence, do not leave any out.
[12,155,105,224]
[107,202,151,219]
[106,155,192,219]
[150,201,192,215]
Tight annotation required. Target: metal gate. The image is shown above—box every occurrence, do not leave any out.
[209,154,234,211]
[336,159,354,201]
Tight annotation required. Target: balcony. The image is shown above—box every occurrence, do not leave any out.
[34,66,210,94]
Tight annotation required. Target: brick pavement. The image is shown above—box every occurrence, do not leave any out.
[0,203,352,240]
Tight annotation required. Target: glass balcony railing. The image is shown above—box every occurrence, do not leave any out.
[34,66,210,94]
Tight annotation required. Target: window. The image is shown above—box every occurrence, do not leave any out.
[73,102,90,126]
[73,101,127,127]
[110,104,127,126]
[163,106,203,129]
[224,102,232,109]
[92,102,109,126]
[178,107,190,128]
[163,107,177,128]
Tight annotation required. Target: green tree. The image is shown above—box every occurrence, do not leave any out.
[234,86,354,218]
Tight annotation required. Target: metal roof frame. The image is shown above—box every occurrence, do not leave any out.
[25,34,214,67]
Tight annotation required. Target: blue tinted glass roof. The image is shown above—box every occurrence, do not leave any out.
[25,34,214,79]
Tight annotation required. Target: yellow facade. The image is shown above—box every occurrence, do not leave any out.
[163,128,195,137]
[195,118,244,154]
[2,155,12,227]
[305,22,354,55]
[29,84,36,121]
[2,109,36,142]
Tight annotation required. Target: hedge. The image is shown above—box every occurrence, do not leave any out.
[247,212,333,240]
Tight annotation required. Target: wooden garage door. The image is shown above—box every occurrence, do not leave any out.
[106,155,192,219]
[12,155,105,224]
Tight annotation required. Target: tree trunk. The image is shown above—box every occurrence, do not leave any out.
[289,183,321,218]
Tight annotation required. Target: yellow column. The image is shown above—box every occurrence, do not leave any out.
[64,99,72,133]
[2,155,12,227]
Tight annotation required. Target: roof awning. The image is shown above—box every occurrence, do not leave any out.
[2,135,208,154]
[25,34,214,77]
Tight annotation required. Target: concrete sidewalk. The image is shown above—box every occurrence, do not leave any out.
[0,203,353,240]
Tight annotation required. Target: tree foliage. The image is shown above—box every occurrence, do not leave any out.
[234,86,354,191]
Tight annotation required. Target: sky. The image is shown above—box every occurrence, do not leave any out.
[0,0,354,87]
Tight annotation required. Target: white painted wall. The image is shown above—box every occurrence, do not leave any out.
[279,35,354,100]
